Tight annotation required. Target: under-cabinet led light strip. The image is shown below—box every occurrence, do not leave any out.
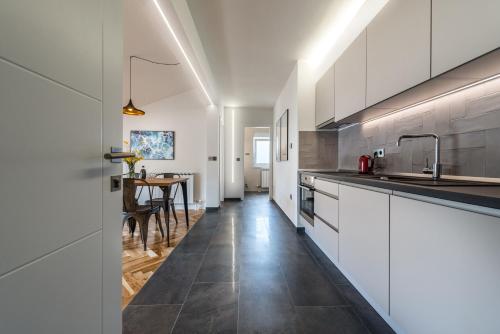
[153,0,214,106]
[361,73,500,125]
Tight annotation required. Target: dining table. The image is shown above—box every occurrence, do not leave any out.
[134,177,190,229]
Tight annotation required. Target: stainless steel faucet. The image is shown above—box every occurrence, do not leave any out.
[397,133,441,180]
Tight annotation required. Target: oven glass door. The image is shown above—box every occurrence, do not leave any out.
[299,185,314,224]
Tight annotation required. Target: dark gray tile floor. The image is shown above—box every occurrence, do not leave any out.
[123,193,395,334]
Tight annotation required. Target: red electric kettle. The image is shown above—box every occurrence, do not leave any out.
[358,155,374,174]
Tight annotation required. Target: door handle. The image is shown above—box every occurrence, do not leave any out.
[103,152,135,160]
[104,146,135,161]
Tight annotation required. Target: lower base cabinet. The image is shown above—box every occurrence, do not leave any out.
[339,185,390,314]
[391,196,500,334]
[314,217,339,264]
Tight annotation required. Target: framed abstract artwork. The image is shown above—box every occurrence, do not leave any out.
[275,118,281,161]
[279,109,289,161]
[130,130,175,160]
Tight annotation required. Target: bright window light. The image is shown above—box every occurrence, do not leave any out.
[153,0,214,106]
[253,137,270,168]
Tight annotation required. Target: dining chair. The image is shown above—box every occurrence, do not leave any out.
[147,173,180,226]
[122,178,163,251]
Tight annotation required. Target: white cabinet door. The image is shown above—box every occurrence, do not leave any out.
[338,185,389,313]
[315,179,339,197]
[315,64,334,126]
[391,196,500,334]
[335,30,367,121]
[432,0,500,77]
[366,0,431,106]
[314,192,339,230]
[314,217,339,264]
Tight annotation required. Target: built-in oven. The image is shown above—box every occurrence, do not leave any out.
[299,174,315,225]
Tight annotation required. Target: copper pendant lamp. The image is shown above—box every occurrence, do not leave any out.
[123,56,179,116]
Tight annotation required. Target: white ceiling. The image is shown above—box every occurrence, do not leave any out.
[123,0,196,107]
[186,0,345,108]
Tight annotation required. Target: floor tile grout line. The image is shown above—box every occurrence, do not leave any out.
[298,234,376,334]
[278,260,299,315]
[169,215,219,334]
[271,199,379,333]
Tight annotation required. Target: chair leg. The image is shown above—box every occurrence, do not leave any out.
[128,217,137,236]
[170,202,178,225]
[155,212,164,238]
[137,218,144,243]
[139,215,150,251]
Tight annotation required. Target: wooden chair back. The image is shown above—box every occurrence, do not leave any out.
[123,178,138,213]
[123,178,155,213]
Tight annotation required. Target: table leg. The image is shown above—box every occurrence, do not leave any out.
[163,185,171,247]
[181,180,189,228]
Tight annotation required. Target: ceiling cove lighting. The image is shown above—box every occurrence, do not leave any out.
[361,73,500,125]
[153,0,214,106]
[231,109,235,183]
[307,0,366,67]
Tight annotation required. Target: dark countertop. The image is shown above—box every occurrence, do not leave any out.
[300,170,500,211]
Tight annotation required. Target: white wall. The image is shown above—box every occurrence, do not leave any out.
[224,107,273,199]
[273,66,299,225]
[244,127,270,192]
[123,90,211,204]
[206,105,220,207]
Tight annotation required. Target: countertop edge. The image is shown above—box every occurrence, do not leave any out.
[300,171,500,213]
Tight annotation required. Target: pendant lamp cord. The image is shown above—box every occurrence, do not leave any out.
[129,56,180,99]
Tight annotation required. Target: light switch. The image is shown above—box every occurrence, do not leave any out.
[110,175,122,192]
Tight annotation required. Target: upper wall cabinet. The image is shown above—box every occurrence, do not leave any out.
[315,65,335,127]
[432,0,500,77]
[366,0,431,107]
[335,30,367,122]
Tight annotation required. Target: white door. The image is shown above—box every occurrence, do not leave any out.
[0,1,123,333]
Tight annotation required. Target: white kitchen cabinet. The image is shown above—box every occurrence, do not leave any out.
[366,0,431,106]
[432,0,500,77]
[338,185,389,313]
[314,216,339,264]
[313,179,339,263]
[315,178,339,198]
[391,196,500,334]
[314,191,338,230]
[315,64,334,126]
[335,30,366,121]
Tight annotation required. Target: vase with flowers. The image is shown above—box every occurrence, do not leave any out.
[122,140,143,178]
[123,151,143,178]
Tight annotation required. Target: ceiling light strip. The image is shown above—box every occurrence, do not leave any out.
[361,73,500,125]
[153,0,214,106]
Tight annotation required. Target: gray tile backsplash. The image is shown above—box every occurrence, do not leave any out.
[338,78,500,178]
[299,131,338,170]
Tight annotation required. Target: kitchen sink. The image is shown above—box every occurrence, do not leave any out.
[354,174,499,187]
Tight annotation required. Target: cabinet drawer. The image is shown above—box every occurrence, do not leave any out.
[315,179,339,197]
[314,191,339,230]
[314,215,339,264]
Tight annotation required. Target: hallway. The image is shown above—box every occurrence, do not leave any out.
[123,193,393,334]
